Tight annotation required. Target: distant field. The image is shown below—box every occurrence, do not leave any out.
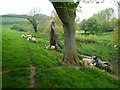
[2,17,27,22]
[2,17,119,88]
[1,17,28,25]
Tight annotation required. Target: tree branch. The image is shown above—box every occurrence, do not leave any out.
[51,2,70,24]
[75,0,80,8]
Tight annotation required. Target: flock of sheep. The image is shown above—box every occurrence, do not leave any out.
[103,43,119,50]
[21,34,114,73]
[21,34,56,50]
[21,34,36,43]
[81,56,112,73]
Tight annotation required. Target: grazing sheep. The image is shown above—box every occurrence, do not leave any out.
[31,37,36,43]
[89,63,96,68]
[82,56,97,67]
[27,37,32,41]
[50,45,55,50]
[26,35,32,38]
[95,60,112,73]
[114,45,118,49]
[21,34,26,38]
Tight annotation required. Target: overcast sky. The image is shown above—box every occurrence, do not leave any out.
[0,0,118,21]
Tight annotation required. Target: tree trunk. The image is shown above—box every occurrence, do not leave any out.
[50,2,80,65]
[62,21,79,64]
[34,26,37,33]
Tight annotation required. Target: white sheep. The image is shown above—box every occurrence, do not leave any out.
[27,37,32,41]
[82,56,97,67]
[89,63,96,68]
[31,37,36,43]
[114,45,118,49]
[26,35,32,38]
[96,60,112,73]
[21,34,25,38]
[50,45,55,50]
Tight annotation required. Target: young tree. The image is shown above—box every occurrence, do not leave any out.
[80,18,101,34]
[27,8,41,33]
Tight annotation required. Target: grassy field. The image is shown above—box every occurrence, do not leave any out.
[2,17,27,23]
[2,17,119,88]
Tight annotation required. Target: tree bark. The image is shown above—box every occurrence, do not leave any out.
[62,22,78,64]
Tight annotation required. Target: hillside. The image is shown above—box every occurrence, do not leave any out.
[2,17,119,88]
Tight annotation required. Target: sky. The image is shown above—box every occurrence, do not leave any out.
[0,0,118,21]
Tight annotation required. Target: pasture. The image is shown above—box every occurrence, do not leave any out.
[2,17,119,88]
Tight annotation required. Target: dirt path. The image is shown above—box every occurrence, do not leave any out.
[26,43,36,88]
[29,61,36,88]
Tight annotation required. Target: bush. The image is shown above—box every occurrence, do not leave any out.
[10,24,27,32]
[111,27,119,46]
[88,34,96,42]
[76,34,96,43]
[10,24,20,30]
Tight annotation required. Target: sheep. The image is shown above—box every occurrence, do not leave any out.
[82,56,97,67]
[27,37,32,41]
[113,45,118,49]
[21,34,26,38]
[95,60,112,73]
[50,45,55,50]
[89,63,96,68]
[31,37,36,43]
[26,35,32,38]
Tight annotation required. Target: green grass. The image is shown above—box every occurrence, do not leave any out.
[36,67,118,88]
[2,25,29,70]
[76,42,117,62]
[2,18,119,88]
[2,25,29,88]
[3,68,29,88]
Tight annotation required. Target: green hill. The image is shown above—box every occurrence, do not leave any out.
[2,25,119,88]
[2,17,119,88]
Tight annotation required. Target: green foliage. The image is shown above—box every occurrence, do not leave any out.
[10,24,27,32]
[111,27,119,46]
[79,18,101,34]
[76,33,117,62]
[90,8,115,32]
[111,18,120,46]
[76,34,96,42]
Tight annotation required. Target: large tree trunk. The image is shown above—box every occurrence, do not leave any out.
[50,2,80,65]
[62,22,78,64]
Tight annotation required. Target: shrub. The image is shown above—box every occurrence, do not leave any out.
[10,24,27,32]
[76,34,96,43]
[10,24,20,30]
[76,35,85,42]
[111,27,119,46]
[88,34,96,42]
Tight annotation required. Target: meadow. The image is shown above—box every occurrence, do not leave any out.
[2,17,119,88]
